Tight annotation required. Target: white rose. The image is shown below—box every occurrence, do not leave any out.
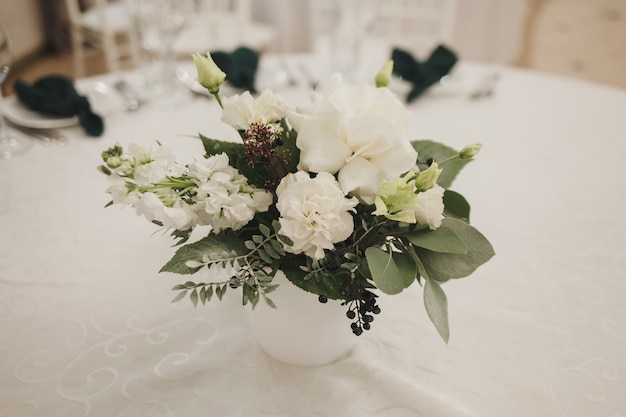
[413,185,445,230]
[221,89,291,130]
[288,75,417,203]
[276,171,357,259]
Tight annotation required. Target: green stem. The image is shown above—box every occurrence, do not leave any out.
[437,153,461,166]
[213,91,224,108]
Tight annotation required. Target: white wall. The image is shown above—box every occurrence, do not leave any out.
[0,0,46,62]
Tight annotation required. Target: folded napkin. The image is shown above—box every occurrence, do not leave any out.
[211,46,259,93]
[391,45,458,103]
[14,75,104,136]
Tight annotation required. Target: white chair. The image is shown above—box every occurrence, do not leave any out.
[309,0,458,60]
[64,0,139,77]
[369,0,458,55]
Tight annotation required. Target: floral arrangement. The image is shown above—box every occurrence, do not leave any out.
[98,54,494,341]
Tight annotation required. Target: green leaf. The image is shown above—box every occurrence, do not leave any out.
[237,158,270,188]
[423,277,450,343]
[171,290,188,303]
[406,224,467,254]
[365,247,416,295]
[259,223,271,238]
[411,140,471,189]
[262,243,280,259]
[281,257,349,300]
[190,288,199,307]
[160,234,248,275]
[414,218,494,282]
[199,134,244,166]
[443,190,470,222]
[278,118,300,174]
[262,294,277,309]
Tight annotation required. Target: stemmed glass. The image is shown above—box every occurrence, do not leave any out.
[133,0,187,97]
[0,21,31,159]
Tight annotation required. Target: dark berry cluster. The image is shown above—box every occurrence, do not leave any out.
[344,292,381,336]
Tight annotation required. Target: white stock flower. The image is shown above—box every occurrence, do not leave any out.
[126,143,180,186]
[276,171,357,260]
[413,185,445,230]
[134,192,197,230]
[288,75,417,203]
[221,89,291,130]
[191,153,272,232]
[105,173,138,205]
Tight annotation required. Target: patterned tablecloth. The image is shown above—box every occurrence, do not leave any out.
[1,55,625,416]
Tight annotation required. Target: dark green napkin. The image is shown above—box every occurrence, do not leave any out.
[14,75,104,137]
[211,47,259,93]
[391,45,458,103]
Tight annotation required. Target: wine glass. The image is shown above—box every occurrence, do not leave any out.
[132,0,187,98]
[0,21,31,159]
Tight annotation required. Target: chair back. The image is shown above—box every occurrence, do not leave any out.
[63,0,139,75]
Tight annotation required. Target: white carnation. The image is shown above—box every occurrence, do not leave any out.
[276,171,357,260]
[288,75,417,203]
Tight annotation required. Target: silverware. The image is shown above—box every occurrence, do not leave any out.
[113,80,143,111]
[469,73,500,100]
[4,118,66,145]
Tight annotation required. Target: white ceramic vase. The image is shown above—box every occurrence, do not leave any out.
[246,271,356,366]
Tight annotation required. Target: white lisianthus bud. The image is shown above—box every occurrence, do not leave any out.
[193,53,226,94]
[414,162,442,192]
[459,143,482,160]
[375,60,394,88]
[373,171,419,223]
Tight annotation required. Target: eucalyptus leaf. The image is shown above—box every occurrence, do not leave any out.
[443,190,470,222]
[423,277,450,343]
[406,223,467,254]
[415,218,495,282]
[160,234,248,275]
[365,247,416,295]
[411,140,471,189]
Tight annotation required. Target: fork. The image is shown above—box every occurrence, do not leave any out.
[4,118,66,145]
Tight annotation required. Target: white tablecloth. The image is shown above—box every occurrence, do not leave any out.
[1,55,625,416]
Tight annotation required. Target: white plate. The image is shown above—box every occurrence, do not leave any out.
[4,82,124,129]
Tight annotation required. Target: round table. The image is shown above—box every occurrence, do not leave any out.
[1,54,624,416]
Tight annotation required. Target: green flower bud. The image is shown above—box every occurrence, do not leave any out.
[459,143,482,160]
[97,165,111,176]
[414,162,442,192]
[193,52,226,94]
[106,156,122,169]
[375,60,394,88]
